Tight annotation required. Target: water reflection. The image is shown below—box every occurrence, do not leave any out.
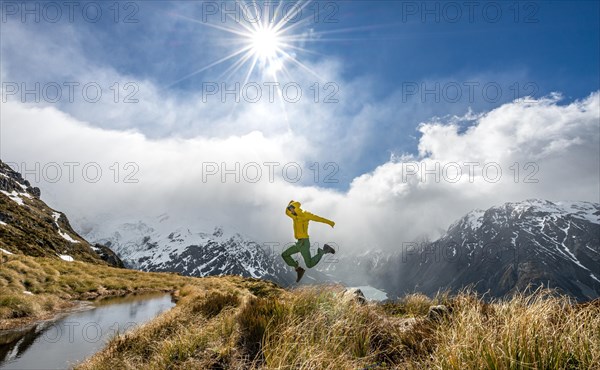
[0,293,174,370]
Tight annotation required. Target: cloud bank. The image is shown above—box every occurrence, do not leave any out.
[2,92,598,254]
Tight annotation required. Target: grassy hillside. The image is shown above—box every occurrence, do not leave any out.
[1,253,599,369]
[0,253,191,329]
[0,159,114,265]
[0,194,103,263]
[78,283,599,368]
[75,285,600,370]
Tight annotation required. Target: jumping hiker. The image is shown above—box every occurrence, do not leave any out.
[282,200,336,282]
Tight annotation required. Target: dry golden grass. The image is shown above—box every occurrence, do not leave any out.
[428,288,600,369]
[3,253,599,369]
[77,283,255,370]
[78,284,600,370]
[0,253,247,329]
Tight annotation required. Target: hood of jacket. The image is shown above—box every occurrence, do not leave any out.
[286,200,303,218]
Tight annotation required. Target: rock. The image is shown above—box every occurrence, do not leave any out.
[94,243,125,268]
[28,187,41,198]
[427,304,449,321]
[341,288,367,304]
[0,212,13,224]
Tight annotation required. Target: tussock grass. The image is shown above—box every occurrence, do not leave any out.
[0,253,215,327]
[428,288,600,369]
[380,291,451,318]
[77,285,254,370]
[79,284,600,370]
[191,291,241,318]
[4,253,598,369]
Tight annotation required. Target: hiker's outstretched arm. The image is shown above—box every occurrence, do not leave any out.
[305,212,335,227]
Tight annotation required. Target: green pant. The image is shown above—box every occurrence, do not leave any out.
[281,238,324,269]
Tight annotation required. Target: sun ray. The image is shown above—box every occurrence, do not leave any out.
[277,42,321,56]
[219,49,256,81]
[242,55,259,87]
[271,0,286,25]
[272,0,313,33]
[277,48,324,81]
[230,0,261,34]
[171,13,249,37]
[168,45,253,87]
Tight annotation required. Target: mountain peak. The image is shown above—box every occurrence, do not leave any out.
[373,198,600,301]
[0,159,121,266]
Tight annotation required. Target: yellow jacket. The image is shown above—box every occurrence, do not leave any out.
[285,200,335,239]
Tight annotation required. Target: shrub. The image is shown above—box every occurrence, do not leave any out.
[190,291,240,318]
[0,290,41,318]
[237,296,288,361]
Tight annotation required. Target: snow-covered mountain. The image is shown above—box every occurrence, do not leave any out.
[373,199,600,301]
[316,249,389,286]
[80,217,296,286]
[78,199,600,300]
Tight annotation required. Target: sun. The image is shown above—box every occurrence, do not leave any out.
[170,0,326,87]
[250,26,281,61]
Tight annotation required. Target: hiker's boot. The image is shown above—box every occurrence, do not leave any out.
[295,266,305,282]
[323,244,335,254]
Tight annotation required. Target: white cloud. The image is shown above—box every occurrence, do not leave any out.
[2,92,598,255]
[334,92,600,249]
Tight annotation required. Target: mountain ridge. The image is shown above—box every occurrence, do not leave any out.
[371,198,600,301]
[0,160,122,266]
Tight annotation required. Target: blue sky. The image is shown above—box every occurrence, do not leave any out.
[70,1,600,94]
[23,0,595,189]
[1,1,599,247]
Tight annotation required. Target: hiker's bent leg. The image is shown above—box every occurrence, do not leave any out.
[281,242,300,268]
[299,239,325,268]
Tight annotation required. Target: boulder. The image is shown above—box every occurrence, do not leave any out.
[94,243,125,268]
[427,304,449,321]
[341,288,367,304]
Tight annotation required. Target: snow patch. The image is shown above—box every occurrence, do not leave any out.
[52,211,80,243]
[59,254,74,262]
[555,201,600,224]
[0,190,25,205]
[16,182,29,191]
[1,248,14,255]
[0,221,7,226]
[59,230,80,243]
[465,209,485,230]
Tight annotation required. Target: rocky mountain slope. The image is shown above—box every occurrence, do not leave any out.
[373,199,600,301]
[0,160,122,266]
[79,219,297,285]
[78,198,600,300]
